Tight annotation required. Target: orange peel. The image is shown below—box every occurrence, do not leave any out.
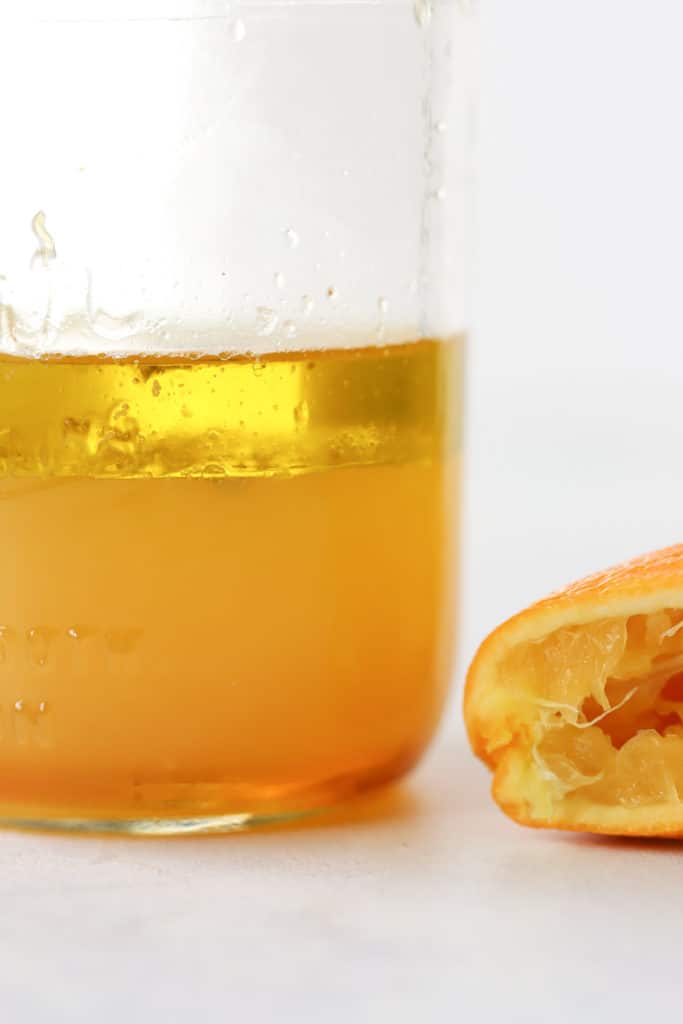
[465,544,683,837]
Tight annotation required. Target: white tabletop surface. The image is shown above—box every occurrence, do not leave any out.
[3,357,683,1022]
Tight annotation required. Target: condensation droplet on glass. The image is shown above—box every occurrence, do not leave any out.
[67,627,80,640]
[342,168,350,178]
[274,271,285,289]
[27,627,50,668]
[435,120,447,134]
[256,306,278,337]
[14,699,23,713]
[231,18,246,42]
[301,295,314,317]
[326,286,338,302]
[282,320,297,341]
[30,211,57,268]
[152,380,161,397]
[435,186,447,200]
[39,701,47,714]
[284,228,299,249]
[414,0,432,28]
[377,297,389,340]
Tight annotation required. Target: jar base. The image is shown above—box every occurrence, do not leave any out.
[0,743,427,836]
[0,809,310,837]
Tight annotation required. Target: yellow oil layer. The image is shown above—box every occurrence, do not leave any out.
[0,338,460,478]
[499,609,683,816]
[0,338,461,827]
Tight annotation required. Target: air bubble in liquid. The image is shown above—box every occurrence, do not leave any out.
[294,400,309,427]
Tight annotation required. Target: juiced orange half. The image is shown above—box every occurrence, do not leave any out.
[465,544,683,836]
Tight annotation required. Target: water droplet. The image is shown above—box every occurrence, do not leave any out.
[67,627,80,640]
[284,227,299,249]
[256,306,278,337]
[39,701,47,714]
[231,18,246,42]
[30,211,57,267]
[89,306,143,343]
[27,627,50,668]
[378,296,389,315]
[0,626,12,665]
[301,295,314,317]
[414,0,432,27]
[282,320,297,341]
[151,380,161,397]
[342,168,350,178]
[162,330,171,342]
[14,699,23,713]
[435,120,447,134]
[208,429,220,442]
[274,271,285,289]
[294,400,309,427]
[435,186,447,200]
[326,286,338,302]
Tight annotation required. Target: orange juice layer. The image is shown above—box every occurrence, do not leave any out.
[0,339,461,828]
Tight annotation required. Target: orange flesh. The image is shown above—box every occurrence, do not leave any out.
[495,610,683,820]
[0,339,460,827]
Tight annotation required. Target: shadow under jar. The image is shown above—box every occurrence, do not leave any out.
[0,0,473,833]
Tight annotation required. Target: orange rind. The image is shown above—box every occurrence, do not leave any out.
[465,544,683,837]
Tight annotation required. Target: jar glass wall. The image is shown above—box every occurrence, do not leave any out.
[0,0,473,832]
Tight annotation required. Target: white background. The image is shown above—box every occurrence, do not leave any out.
[6,1,683,1020]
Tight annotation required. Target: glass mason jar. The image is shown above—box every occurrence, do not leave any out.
[0,0,473,833]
